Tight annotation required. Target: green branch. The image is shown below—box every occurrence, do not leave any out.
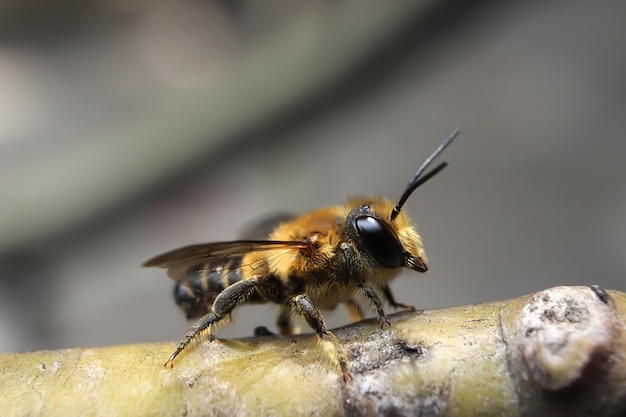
[2,286,625,417]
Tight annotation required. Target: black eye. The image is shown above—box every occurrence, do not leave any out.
[355,215,405,267]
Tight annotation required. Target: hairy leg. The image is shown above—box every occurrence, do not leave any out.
[381,284,415,311]
[165,277,260,366]
[289,294,351,382]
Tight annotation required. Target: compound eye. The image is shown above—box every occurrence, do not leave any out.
[355,215,405,267]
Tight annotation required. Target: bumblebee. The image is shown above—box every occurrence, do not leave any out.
[143,129,459,381]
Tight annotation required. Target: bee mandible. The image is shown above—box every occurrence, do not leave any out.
[143,129,459,382]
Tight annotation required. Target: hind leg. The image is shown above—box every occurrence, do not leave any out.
[165,277,260,366]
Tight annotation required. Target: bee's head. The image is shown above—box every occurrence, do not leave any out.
[347,201,427,272]
[347,129,459,273]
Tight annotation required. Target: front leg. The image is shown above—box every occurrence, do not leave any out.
[289,294,351,382]
[381,284,416,311]
[358,283,391,328]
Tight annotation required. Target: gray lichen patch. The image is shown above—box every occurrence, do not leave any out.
[341,329,449,417]
[520,286,616,390]
[347,330,424,374]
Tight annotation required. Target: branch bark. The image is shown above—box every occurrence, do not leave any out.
[1,286,625,417]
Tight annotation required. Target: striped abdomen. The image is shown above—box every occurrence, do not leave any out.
[173,256,265,319]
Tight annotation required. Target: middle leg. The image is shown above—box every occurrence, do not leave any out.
[289,294,351,382]
[276,304,294,336]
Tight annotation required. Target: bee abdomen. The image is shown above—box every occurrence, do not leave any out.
[173,283,207,319]
[191,264,243,296]
[173,256,266,319]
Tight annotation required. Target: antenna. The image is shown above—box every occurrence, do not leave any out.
[390,128,460,221]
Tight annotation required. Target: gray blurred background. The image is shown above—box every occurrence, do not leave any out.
[1,0,625,353]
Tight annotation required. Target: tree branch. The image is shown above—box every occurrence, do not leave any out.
[2,286,625,417]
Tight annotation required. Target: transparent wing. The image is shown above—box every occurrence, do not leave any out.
[142,240,310,284]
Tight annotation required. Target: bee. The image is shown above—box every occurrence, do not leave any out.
[143,129,459,381]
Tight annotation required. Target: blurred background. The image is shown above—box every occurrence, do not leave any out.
[1,0,625,353]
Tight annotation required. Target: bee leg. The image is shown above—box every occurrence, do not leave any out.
[289,294,352,382]
[381,284,416,311]
[358,283,391,329]
[276,304,294,336]
[346,298,365,322]
[253,326,276,337]
[165,313,220,367]
[165,278,259,367]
